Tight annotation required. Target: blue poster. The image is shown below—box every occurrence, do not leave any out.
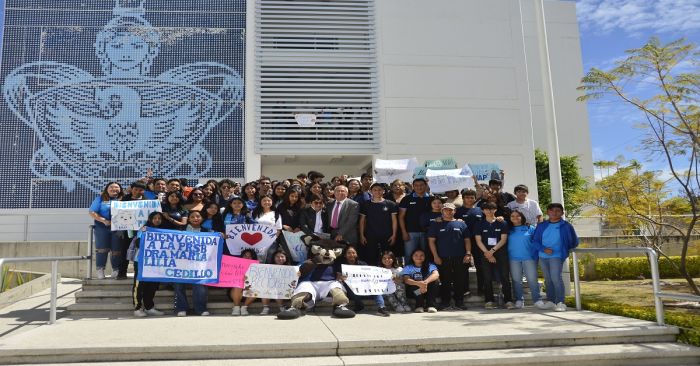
[0,0,246,209]
[468,164,502,183]
[137,227,224,284]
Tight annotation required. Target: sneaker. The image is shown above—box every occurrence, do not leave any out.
[260,306,270,315]
[534,300,547,310]
[542,301,556,310]
[436,302,450,311]
[96,268,105,280]
[111,270,120,279]
[554,302,567,312]
[176,311,187,317]
[145,308,164,316]
[240,306,249,316]
[231,306,241,316]
[353,301,365,313]
[484,302,496,310]
[402,305,412,313]
[377,307,390,317]
[514,300,524,309]
[454,303,468,311]
[427,307,438,313]
[133,309,147,317]
[200,311,210,316]
[505,301,515,310]
[414,307,424,313]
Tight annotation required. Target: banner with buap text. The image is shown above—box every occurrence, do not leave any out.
[110,200,161,231]
[137,227,223,284]
[342,265,396,295]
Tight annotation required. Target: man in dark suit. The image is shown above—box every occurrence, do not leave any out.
[326,185,359,245]
[300,194,328,235]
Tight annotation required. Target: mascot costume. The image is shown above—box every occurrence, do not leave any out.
[277,235,356,319]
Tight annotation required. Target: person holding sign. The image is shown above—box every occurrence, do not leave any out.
[402,248,440,313]
[427,202,471,311]
[359,183,398,266]
[231,249,259,316]
[130,212,165,317]
[89,182,124,279]
[252,196,284,263]
[174,210,212,317]
[380,251,410,313]
[474,202,514,310]
[336,246,390,317]
[116,181,152,280]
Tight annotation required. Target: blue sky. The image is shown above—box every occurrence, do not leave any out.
[574,0,700,177]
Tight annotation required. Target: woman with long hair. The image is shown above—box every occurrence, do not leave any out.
[89,182,124,279]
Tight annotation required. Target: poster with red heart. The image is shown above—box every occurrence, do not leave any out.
[225,224,278,260]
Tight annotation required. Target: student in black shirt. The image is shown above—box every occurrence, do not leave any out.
[474,202,514,310]
[399,178,432,261]
[359,183,398,265]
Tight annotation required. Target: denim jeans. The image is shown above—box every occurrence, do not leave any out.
[404,232,426,260]
[174,283,208,314]
[509,259,540,302]
[93,223,122,270]
[540,257,565,304]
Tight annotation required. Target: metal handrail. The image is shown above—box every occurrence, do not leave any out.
[0,256,91,324]
[572,247,700,326]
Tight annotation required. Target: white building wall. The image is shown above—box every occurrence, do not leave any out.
[374,0,539,198]
[522,0,594,179]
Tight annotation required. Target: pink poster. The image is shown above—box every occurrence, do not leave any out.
[207,255,258,288]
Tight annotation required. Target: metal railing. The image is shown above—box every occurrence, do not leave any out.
[572,247,700,326]
[0,225,95,325]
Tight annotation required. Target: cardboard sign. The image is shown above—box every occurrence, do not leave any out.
[243,264,298,299]
[374,158,418,184]
[469,163,502,183]
[110,200,161,231]
[342,264,396,295]
[226,224,278,259]
[282,231,307,264]
[207,255,258,288]
[137,228,223,284]
[425,158,457,170]
[425,169,474,193]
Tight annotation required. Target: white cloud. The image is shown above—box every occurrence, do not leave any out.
[576,0,700,35]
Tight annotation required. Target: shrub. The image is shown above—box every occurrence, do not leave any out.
[593,256,700,280]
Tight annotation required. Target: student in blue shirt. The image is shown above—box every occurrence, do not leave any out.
[507,210,540,309]
[532,203,579,312]
[402,248,440,313]
[88,182,124,280]
[474,202,514,309]
[427,202,471,310]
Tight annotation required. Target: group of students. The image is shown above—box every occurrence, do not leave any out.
[88,170,578,317]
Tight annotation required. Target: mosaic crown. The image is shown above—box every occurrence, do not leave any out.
[114,0,146,16]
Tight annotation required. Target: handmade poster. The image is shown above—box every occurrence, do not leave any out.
[110,200,161,231]
[459,163,474,177]
[226,224,278,259]
[341,264,396,295]
[425,169,474,193]
[425,157,457,170]
[243,264,298,299]
[282,231,307,264]
[137,227,223,284]
[468,163,502,183]
[207,255,258,288]
[413,166,428,179]
[374,158,418,184]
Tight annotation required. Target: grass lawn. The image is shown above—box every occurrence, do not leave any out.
[567,278,700,346]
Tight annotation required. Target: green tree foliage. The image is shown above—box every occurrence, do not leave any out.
[534,148,586,217]
[578,37,700,294]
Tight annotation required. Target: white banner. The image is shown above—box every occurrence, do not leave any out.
[374,158,418,184]
[110,200,161,231]
[282,231,307,263]
[226,224,278,259]
[342,264,396,295]
[426,169,474,193]
[243,264,299,299]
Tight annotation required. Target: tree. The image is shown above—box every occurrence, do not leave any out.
[534,148,586,217]
[578,37,700,294]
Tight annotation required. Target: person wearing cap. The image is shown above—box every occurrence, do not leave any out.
[427,202,471,310]
[399,178,433,261]
[359,183,398,265]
